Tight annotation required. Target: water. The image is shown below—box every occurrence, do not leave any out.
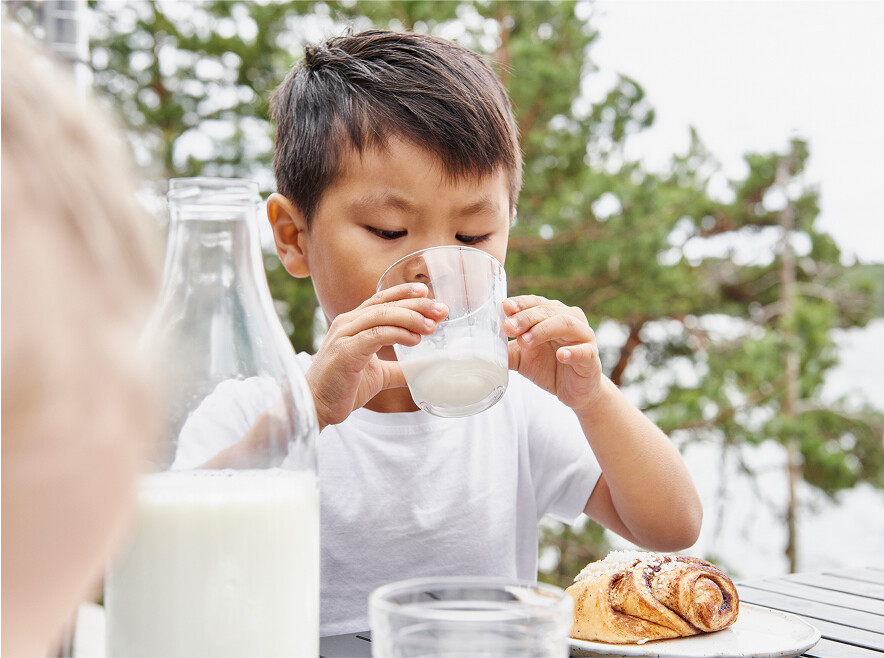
[611,319,884,579]
[678,442,884,580]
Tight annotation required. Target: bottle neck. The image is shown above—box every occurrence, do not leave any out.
[159,212,264,297]
[159,178,265,300]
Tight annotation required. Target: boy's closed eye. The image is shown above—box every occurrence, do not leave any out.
[364,226,490,245]
[455,233,490,245]
[366,226,407,240]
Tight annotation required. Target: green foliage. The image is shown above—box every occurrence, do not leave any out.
[75,0,882,577]
[264,256,319,353]
[538,518,610,590]
[838,264,884,318]
[88,0,310,182]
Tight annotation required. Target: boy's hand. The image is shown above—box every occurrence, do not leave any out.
[307,283,447,429]
[503,295,603,410]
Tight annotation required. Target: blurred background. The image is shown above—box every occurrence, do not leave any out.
[4,0,881,588]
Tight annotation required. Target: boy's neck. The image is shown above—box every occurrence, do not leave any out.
[363,387,421,414]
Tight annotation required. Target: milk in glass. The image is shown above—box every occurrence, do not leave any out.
[401,356,508,409]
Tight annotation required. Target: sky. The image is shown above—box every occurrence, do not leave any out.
[586,0,884,265]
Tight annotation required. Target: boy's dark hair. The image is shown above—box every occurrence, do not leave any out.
[271,29,522,223]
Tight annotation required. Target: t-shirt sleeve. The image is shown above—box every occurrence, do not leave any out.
[519,377,602,525]
[172,377,280,470]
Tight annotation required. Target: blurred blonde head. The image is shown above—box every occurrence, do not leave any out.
[2,27,162,656]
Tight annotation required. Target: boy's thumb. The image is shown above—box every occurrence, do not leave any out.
[379,359,408,391]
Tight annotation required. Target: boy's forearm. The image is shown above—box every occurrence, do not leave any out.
[575,376,703,550]
[200,410,288,470]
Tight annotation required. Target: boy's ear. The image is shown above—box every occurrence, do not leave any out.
[266,193,310,278]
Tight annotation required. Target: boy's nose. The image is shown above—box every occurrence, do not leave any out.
[402,255,430,284]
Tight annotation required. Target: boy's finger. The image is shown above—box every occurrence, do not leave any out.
[344,299,447,338]
[505,303,583,337]
[345,325,424,361]
[503,294,553,315]
[516,314,594,347]
[557,343,599,373]
[507,338,524,371]
[365,282,429,307]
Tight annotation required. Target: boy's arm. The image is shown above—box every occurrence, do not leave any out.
[504,295,702,551]
[575,376,702,551]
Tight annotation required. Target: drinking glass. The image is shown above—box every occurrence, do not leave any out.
[376,246,508,417]
[369,577,573,657]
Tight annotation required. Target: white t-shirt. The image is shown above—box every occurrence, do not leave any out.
[176,353,602,636]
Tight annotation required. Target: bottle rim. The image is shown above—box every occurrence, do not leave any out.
[166,177,260,206]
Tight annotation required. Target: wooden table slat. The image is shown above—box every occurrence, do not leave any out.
[744,597,884,651]
[832,568,884,587]
[803,636,884,657]
[797,616,884,652]
[320,632,372,658]
[747,608,884,652]
[786,572,884,600]
[740,579,884,616]
[740,585,884,630]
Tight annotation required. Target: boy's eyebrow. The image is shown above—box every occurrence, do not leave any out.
[350,192,417,213]
[349,193,502,218]
[455,196,502,217]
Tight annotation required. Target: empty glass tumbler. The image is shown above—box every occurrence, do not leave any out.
[369,577,573,657]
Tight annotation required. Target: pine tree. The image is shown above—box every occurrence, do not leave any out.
[19,0,879,584]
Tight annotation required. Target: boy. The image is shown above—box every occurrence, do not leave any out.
[265,29,702,635]
[177,28,700,636]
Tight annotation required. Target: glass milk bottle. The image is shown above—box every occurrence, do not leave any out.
[104,178,319,657]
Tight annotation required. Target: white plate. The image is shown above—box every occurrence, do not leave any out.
[568,603,821,658]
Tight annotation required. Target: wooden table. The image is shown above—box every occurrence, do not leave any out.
[738,565,884,657]
[320,565,884,657]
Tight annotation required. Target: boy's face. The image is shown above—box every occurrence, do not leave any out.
[276,138,513,326]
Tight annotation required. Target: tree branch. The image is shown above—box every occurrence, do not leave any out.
[610,323,643,387]
[666,386,776,432]
[494,2,511,88]
[793,401,884,431]
[516,20,571,139]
